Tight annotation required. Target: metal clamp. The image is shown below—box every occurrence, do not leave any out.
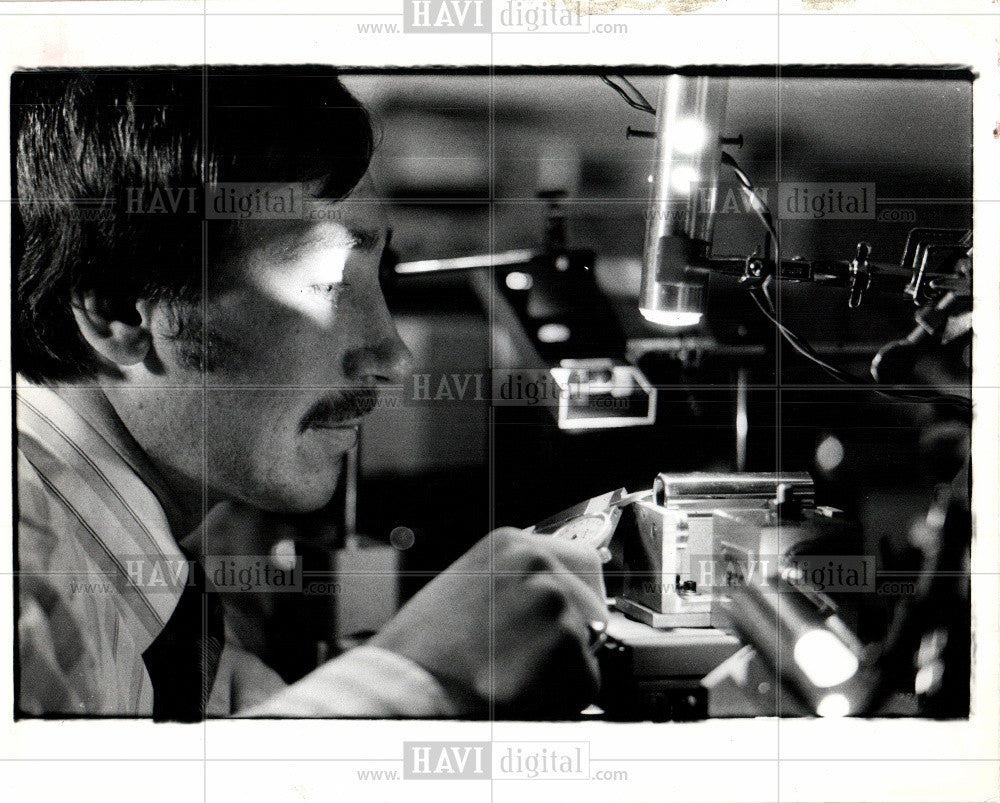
[848,242,872,308]
[739,254,769,289]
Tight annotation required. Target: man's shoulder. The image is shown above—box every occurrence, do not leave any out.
[15,383,189,676]
[16,446,122,620]
[16,417,119,580]
[16,382,187,580]
[16,434,163,716]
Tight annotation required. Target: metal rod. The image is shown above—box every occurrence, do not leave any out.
[700,256,912,289]
[343,441,359,546]
[394,249,536,276]
[735,367,748,472]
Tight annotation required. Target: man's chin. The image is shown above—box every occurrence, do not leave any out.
[240,465,344,516]
[267,480,341,516]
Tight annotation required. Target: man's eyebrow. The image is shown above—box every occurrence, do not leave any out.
[302,226,385,254]
[263,224,386,262]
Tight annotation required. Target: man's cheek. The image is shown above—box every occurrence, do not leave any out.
[206,394,303,465]
[154,322,246,378]
[216,329,318,385]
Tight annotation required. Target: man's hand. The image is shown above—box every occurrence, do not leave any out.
[370,528,608,718]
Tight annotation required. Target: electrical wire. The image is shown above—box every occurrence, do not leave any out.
[722,152,971,414]
[722,151,778,247]
[749,279,970,410]
[748,283,864,385]
[600,75,656,115]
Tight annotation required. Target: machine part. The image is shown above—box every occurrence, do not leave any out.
[847,242,873,308]
[614,595,711,629]
[715,575,877,717]
[393,249,536,276]
[597,610,741,721]
[871,278,972,386]
[395,189,658,434]
[525,487,629,566]
[709,501,860,631]
[332,535,400,650]
[735,367,749,472]
[652,472,814,506]
[616,472,816,628]
[552,514,616,560]
[548,361,657,431]
[616,502,712,627]
[702,644,918,718]
[900,227,972,305]
[706,485,876,716]
[640,75,729,328]
[468,267,658,430]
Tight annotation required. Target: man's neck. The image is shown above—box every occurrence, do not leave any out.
[51,384,207,537]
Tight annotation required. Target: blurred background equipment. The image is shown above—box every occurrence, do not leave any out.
[387,190,658,432]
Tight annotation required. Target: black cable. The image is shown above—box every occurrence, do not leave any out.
[722,151,778,249]
[748,285,860,385]
[721,153,970,412]
[599,75,655,115]
[617,76,655,112]
[748,282,970,411]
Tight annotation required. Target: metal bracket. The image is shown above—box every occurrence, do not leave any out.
[848,242,873,308]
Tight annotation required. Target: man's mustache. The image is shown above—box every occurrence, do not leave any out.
[300,388,380,429]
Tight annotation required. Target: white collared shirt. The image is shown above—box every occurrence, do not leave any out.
[16,382,459,718]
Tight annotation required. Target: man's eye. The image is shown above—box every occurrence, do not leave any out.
[308,282,350,299]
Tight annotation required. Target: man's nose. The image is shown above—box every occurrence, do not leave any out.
[342,329,413,386]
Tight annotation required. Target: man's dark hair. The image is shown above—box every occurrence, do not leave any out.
[12,65,375,382]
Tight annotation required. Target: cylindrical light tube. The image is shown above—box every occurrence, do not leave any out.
[640,75,729,328]
[722,576,873,716]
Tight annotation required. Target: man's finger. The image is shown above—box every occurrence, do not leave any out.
[527,534,607,600]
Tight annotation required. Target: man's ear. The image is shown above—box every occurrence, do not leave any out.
[70,290,154,367]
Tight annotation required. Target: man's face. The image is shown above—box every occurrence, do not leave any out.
[107,181,412,514]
